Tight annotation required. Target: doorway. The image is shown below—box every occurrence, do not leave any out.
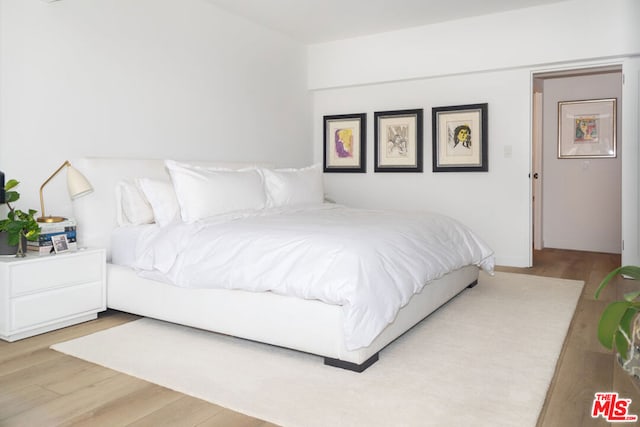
[531,66,623,262]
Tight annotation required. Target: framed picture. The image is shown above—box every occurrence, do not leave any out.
[557,98,616,159]
[374,109,423,172]
[432,103,488,172]
[51,234,69,253]
[323,113,366,173]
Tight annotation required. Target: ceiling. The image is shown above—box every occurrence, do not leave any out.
[204,0,570,44]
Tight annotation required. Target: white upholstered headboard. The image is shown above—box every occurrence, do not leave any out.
[71,158,267,261]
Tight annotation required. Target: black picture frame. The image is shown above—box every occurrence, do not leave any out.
[323,113,367,173]
[374,108,423,172]
[432,103,488,172]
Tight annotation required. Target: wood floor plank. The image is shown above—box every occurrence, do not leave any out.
[43,361,120,395]
[68,382,185,427]
[2,373,150,426]
[127,395,226,427]
[564,298,611,354]
[0,353,96,394]
[0,384,60,421]
[0,347,63,377]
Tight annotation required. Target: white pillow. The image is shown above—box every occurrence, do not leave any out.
[165,160,266,222]
[261,164,324,208]
[137,178,180,227]
[115,179,154,226]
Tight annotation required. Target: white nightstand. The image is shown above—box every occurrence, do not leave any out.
[0,248,106,342]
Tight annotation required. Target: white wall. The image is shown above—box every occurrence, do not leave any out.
[308,0,640,90]
[542,73,622,253]
[0,0,310,218]
[310,0,640,267]
[314,69,531,267]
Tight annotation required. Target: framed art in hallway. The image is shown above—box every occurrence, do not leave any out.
[323,113,366,173]
[373,108,423,172]
[432,103,488,172]
[557,98,617,159]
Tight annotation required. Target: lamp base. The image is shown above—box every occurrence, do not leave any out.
[37,216,67,223]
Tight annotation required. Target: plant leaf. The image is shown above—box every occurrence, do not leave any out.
[0,179,40,243]
[598,301,633,349]
[4,179,18,191]
[619,266,640,280]
[4,191,18,204]
[595,266,640,299]
[596,268,622,299]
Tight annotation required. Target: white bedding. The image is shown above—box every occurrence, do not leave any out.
[111,224,158,266]
[117,204,494,350]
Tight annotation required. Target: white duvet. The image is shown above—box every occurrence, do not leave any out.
[127,204,494,350]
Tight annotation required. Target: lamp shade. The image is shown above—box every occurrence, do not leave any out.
[66,165,93,199]
[38,160,94,223]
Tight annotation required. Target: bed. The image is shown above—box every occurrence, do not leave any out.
[71,157,494,372]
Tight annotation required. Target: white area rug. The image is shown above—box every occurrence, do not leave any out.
[51,272,583,427]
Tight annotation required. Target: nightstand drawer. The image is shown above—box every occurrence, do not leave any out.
[11,281,104,331]
[10,251,104,296]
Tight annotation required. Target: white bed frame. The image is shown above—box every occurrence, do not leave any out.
[72,158,479,372]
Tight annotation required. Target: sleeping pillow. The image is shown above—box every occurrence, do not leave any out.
[165,160,266,222]
[261,164,324,208]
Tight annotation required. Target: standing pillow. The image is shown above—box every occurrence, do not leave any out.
[165,160,266,222]
[115,179,155,226]
[261,164,324,208]
[137,178,181,227]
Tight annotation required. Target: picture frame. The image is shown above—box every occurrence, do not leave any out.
[432,103,488,172]
[374,109,423,172]
[323,113,366,173]
[51,233,69,253]
[557,98,616,159]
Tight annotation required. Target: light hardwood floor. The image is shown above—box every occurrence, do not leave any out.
[0,249,637,426]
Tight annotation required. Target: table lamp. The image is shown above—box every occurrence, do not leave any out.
[37,160,93,223]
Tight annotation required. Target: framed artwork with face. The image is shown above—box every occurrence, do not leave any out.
[432,103,488,172]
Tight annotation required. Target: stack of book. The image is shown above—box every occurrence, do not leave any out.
[28,218,78,255]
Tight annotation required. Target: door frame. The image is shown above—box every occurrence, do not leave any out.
[532,90,543,251]
[529,60,627,266]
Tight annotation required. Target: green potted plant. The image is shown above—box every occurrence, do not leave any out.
[595,266,640,377]
[0,179,41,257]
